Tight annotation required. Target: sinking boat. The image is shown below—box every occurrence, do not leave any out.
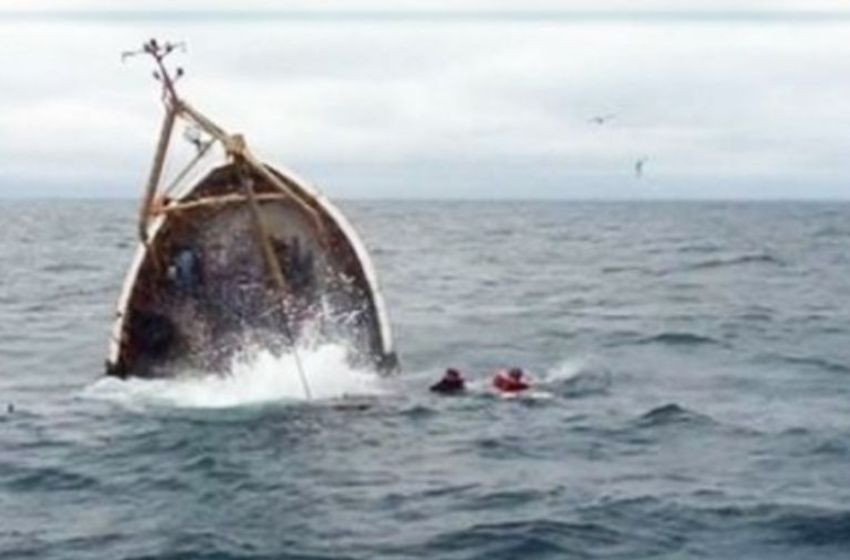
[106,40,398,380]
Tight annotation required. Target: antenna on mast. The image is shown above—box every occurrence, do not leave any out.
[122,38,187,104]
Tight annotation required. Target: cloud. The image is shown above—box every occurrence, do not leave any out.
[0,8,848,198]
[4,0,850,13]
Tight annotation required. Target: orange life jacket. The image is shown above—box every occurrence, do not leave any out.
[493,372,529,393]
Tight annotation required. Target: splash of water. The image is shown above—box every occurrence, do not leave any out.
[84,343,387,410]
[546,357,613,397]
[543,358,587,382]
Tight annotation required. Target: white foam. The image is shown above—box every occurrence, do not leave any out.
[544,358,586,382]
[84,343,386,410]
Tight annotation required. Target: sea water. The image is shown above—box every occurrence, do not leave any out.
[1,200,849,559]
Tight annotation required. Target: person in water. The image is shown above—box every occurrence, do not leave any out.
[492,367,530,393]
[430,368,466,394]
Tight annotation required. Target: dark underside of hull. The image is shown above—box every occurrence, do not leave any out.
[109,164,395,378]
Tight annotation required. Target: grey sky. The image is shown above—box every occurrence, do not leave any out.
[1,1,849,199]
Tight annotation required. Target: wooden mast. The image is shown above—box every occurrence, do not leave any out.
[138,105,176,243]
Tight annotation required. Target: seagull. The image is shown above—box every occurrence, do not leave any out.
[635,157,648,179]
[589,114,616,125]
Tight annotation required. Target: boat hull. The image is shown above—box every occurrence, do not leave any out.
[106,163,397,378]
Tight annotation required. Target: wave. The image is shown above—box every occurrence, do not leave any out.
[581,497,850,549]
[461,488,557,511]
[83,343,387,410]
[4,465,100,492]
[761,507,850,547]
[397,404,439,419]
[676,243,722,254]
[114,551,337,560]
[777,428,850,458]
[654,252,785,276]
[600,265,652,275]
[635,403,717,428]
[422,519,627,558]
[778,355,850,375]
[814,225,849,238]
[809,437,850,458]
[690,253,785,270]
[635,332,723,347]
[419,515,693,558]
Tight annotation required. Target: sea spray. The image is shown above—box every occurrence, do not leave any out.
[544,357,613,397]
[544,358,587,383]
[84,343,386,409]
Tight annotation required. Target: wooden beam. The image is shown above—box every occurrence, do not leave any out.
[237,165,290,293]
[138,104,177,242]
[156,192,288,214]
[240,147,324,231]
[177,100,231,147]
[177,101,324,231]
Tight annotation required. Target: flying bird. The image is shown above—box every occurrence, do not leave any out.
[634,157,648,179]
[589,114,616,125]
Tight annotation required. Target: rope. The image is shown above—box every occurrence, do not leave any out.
[237,164,312,400]
[277,301,312,401]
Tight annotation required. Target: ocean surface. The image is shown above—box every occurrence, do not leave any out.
[1,200,849,559]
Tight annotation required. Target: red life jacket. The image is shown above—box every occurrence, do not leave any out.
[493,372,529,393]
